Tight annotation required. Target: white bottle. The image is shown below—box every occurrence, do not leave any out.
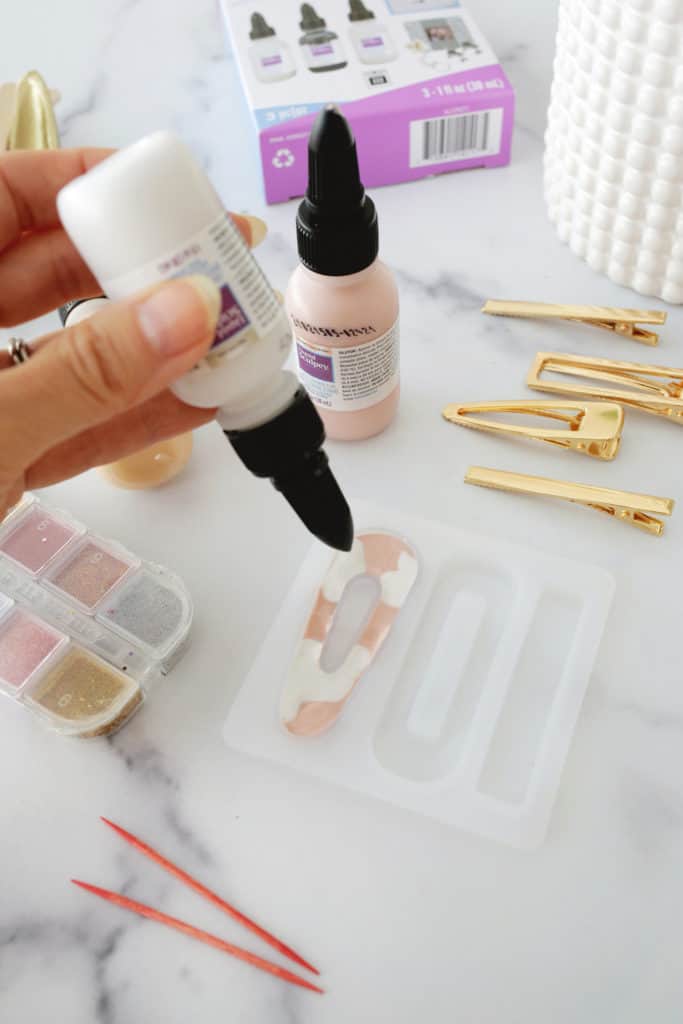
[248,12,296,84]
[348,0,397,65]
[57,131,353,550]
[57,132,293,422]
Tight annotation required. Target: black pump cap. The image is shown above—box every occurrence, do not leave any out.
[349,0,375,21]
[225,387,354,552]
[300,3,326,30]
[250,12,275,39]
[296,106,378,277]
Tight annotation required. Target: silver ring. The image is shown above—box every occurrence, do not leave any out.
[7,337,31,365]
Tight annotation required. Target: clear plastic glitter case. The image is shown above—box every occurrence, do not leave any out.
[0,495,192,737]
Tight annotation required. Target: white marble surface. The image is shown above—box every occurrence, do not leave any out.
[2,1,683,1021]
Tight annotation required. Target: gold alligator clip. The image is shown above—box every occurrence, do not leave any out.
[7,71,59,151]
[528,352,683,422]
[482,300,666,345]
[442,399,623,460]
[0,84,17,151]
[465,466,674,536]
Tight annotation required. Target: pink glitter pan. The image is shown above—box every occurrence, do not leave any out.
[0,506,81,575]
[0,608,66,692]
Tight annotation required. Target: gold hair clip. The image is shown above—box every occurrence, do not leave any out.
[442,399,623,460]
[528,352,683,422]
[7,71,59,151]
[0,83,17,151]
[482,300,666,346]
[465,466,674,536]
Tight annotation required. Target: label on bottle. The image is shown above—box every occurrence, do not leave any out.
[294,320,399,412]
[361,36,384,48]
[304,41,342,68]
[262,54,283,66]
[105,212,283,357]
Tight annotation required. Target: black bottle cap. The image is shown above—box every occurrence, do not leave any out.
[58,296,106,326]
[349,0,374,21]
[250,12,275,39]
[300,3,326,30]
[296,106,378,277]
[225,387,354,552]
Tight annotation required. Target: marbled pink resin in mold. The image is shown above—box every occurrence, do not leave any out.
[281,531,418,736]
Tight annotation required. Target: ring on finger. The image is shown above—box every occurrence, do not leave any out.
[7,337,31,365]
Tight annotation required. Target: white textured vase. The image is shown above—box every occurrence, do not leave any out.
[545,0,683,303]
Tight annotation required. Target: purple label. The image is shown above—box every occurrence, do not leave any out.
[362,36,384,47]
[311,44,334,56]
[262,54,283,66]
[297,343,334,381]
[215,285,249,346]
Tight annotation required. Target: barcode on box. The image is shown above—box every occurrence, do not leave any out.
[409,108,503,167]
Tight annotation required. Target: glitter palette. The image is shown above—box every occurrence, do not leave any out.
[0,496,193,737]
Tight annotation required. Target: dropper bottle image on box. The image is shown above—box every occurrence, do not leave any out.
[348,0,397,64]
[249,13,296,83]
[58,132,353,552]
[299,3,347,73]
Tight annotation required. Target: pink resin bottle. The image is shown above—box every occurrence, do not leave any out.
[286,106,399,441]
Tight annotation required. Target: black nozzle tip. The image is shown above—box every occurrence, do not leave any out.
[225,387,354,552]
[297,106,377,276]
[308,105,355,153]
[277,457,355,552]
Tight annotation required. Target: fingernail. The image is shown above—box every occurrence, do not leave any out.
[244,215,268,247]
[137,276,221,356]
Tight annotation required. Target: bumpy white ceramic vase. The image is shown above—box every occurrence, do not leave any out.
[545,0,683,303]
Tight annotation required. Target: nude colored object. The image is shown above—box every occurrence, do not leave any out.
[287,107,400,441]
[98,434,194,490]
[286,262,400,441]
[280,531,418,736]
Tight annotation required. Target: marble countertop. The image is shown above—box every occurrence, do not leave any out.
[3,1,683,1021]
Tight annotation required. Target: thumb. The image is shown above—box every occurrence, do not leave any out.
[4,274,220,465]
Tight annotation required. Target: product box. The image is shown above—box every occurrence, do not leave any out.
[221,0,515,203]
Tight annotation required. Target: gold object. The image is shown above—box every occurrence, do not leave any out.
[442,399,623,460]
[0,83,17,149]
[482,300,666,345]
[464,466,674,536]
[28,648,142,737]
[528,352,683,423]
[8,70,59,150]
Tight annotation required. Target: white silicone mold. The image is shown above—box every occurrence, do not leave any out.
[223,501,615,849]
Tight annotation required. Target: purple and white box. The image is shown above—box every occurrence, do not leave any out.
[221,0,514,204]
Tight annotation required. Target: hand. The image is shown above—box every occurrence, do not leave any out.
[0,147,266,521]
